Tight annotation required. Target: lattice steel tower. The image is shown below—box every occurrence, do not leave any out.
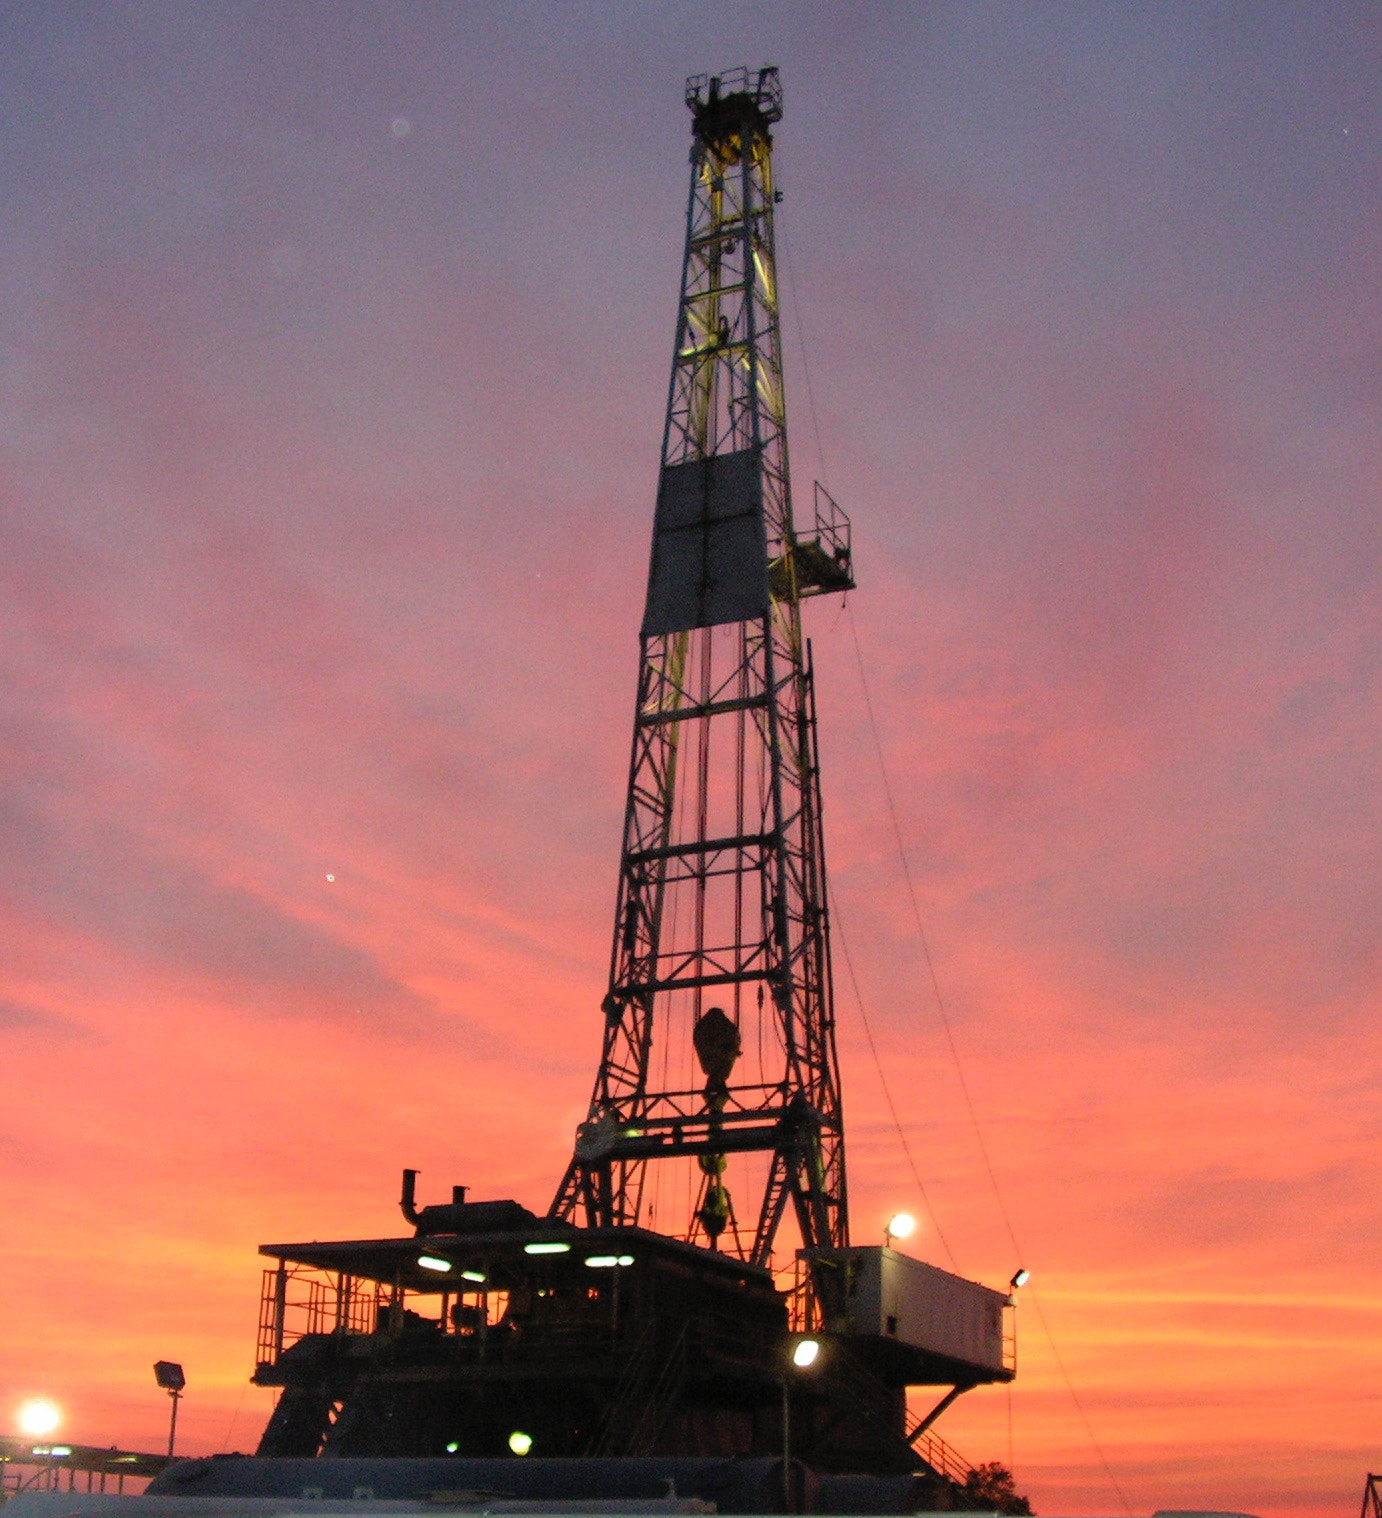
[552,67,856,1275]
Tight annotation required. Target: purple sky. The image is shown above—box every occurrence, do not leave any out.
[2,5,1379,1515]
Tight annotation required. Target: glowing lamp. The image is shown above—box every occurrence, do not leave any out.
[18,1400,61,1437]
[791,1338,821,1369]
[417,1255,453,1273]
[1010,1268,1030,1290]
[460,1270,487,1284]
[508,1430,533,1455]
[884,1212,916,1245]
[523,1242,571,1255]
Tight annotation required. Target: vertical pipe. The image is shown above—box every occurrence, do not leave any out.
[781,1378,791,1512]
[273,1263,287,1359]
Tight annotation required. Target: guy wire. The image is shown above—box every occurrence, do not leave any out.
[844,600,1132,1516]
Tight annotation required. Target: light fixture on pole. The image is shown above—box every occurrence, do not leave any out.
[783,1339,822,1512]
[791,1338,821,1369]
[884,1211,916,1247]
[1009,1268,1030,1290]
[153,1362,185,1458]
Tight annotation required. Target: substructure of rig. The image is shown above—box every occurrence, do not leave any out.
[153,68,1017,1516]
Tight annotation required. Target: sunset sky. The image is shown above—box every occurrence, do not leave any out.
[2,4,1379,1515]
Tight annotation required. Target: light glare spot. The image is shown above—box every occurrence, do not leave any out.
[19,1400,61,1437]
[508,1430,533,1455]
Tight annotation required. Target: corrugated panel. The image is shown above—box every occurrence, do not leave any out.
[865,1250,1007,1374]
[641,450,769,636]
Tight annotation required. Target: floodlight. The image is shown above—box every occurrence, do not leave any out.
[18,1400,61,1437]
[508,1430,533,1455]
[1010,1268,1030,1290]
[791,1338,821,1369]
[153,1360,186,1456]
[885,1212,916,1244]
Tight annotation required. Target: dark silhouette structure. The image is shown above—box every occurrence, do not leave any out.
[239,69,1020,1511]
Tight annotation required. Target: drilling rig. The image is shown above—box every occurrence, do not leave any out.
[549,62,851,1285]
[170,68,1017,1514]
